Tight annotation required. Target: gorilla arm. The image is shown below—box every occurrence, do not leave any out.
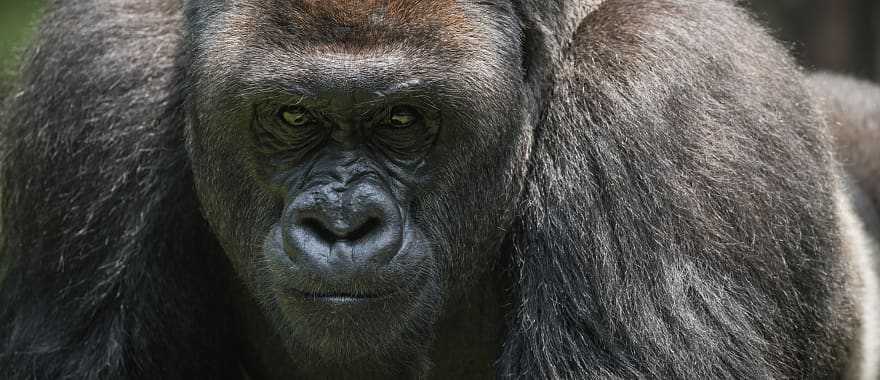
[0,1,240,378]
[813,73,880,379]
[504,1,877,378]
[812,73,880,235]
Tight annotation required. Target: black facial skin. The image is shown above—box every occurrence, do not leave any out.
[261,100,437,303]
[2,0,880,379]
[257,95,444,359]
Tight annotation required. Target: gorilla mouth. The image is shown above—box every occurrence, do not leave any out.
[290,288,396,304]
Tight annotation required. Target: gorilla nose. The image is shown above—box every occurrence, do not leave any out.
[284,183,403,270]
[301,214,381,243]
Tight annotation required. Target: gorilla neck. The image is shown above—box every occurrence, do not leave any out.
[428,271,507,378]
[234,273,506,379]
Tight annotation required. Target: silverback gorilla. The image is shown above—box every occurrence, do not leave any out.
[1,0,880,378]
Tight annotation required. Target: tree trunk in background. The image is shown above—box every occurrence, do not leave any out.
[875,3,880,78]
[746,0,878,80]
[808,0,854,73]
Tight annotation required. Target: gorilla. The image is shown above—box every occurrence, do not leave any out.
[1,0,879,378]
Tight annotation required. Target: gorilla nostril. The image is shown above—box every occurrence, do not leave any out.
[285,184,403,265]
[299,216,383,243]
[345,217,382,242]
[300,217,339,244]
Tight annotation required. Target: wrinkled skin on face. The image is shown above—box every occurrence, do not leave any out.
[186,0,528,374]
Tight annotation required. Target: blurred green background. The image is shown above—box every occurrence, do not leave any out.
[0,0,878,92]
[0,0,43,96]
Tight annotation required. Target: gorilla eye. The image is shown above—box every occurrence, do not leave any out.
[278,106,313,127]
[385,106,421,129]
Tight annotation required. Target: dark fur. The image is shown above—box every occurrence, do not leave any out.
[812,73,880,235]
[0,0,874,379]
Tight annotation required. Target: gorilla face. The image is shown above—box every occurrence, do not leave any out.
[186,0,527,361]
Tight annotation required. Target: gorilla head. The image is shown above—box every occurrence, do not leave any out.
[2,0,879,379]
[187,0,526,364]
